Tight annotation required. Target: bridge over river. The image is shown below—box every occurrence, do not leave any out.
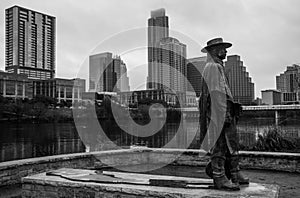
[179,104,300,125]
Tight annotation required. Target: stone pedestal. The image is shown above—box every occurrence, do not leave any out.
[22,168,279,198]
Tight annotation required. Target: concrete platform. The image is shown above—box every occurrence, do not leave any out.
[22,168,279,198]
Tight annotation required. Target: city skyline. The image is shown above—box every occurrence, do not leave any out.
[0,0,299,97]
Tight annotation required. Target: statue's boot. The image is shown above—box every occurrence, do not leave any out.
[211,156,240,191]
[205,160,231,180]
[229,155,250,185]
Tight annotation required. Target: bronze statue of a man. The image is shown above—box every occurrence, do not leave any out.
[199,38,249,191]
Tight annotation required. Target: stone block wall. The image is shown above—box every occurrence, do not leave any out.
[0,152,96,186]
[22,183,151,198]
[0,149,299,187]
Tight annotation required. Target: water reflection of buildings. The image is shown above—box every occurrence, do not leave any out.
[96,119,199,150]
[0,123,85,162]
[104,121,190,149]
[1,119,299,162]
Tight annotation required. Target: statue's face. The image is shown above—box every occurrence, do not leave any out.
[208,46,228,60]
[217,47,227,60]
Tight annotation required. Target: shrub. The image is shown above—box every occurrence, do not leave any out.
[249,127,297,152]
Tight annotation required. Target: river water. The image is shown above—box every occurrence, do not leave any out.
[0,122,85,162]
[0,117,299,162]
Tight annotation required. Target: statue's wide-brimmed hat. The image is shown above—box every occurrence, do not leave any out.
[201,38,232,53]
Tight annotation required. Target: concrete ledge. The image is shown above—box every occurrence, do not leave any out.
[0,149,299,187]
[239,151,300,172]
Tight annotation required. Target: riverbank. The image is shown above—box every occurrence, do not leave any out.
[0,108,74,123]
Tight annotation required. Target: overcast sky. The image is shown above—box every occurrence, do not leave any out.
[0,0,299,97]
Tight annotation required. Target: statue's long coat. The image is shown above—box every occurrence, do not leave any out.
[199,59,239,154]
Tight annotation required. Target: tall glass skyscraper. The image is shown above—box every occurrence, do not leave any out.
[147,8,187,94]
[5,5,56,80]
[147,8,169,90]
[89,52,129,92]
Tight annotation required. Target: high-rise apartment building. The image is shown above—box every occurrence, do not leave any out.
[5,5,56,79]
[225,55,255,105]
[89,52,129,92]
[187,56,206,97]
[147,8,187,95]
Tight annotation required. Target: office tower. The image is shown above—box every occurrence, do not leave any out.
[225,55,255,105]
[187,56,206,97]
[5,5,56,79]
[89,52,129,92]
[147,8,187,94]
[147,8,169,89]
[112,56,130,92]
[276,64,300,103]
[120,61,130,91]
[276,64,300,92]
[89,52,112,92]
